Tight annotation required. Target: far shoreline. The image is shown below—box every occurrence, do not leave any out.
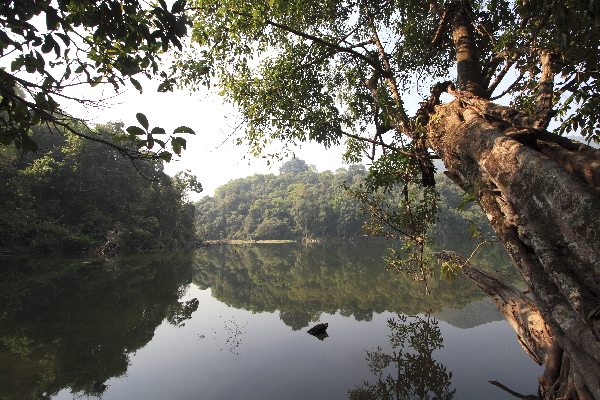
[204,237,391,245]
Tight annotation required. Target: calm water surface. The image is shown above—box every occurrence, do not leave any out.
[0,242,543,399]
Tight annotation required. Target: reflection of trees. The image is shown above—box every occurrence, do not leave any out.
[193,242,518,331]
[279,311,321,331]
[348,313,455,400]
[0,252,197,400]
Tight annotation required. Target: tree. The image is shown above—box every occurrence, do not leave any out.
[348,313,455,400]
[279,157,308,175]
[183,1,600,398]
[1,0,194,160]
[0,123,199,253]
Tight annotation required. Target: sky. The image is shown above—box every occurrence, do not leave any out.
[68,79,351,200]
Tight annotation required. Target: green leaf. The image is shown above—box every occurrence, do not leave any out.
[151,127,166,134]
[171,137,186,154]
[159,151,173,162]
[171,0,186,14]
[126,126,146,137]
[173,126,195,134]
[90,75,103,87]
[147,134,154,149]
[136,113,149,130]
[171,140,181,155]
[11,56,24,71]
[30,112,41,126]
[458,192,477,211]
[440,260,461,283]
[46,8,59,30]
[21,134,39,153]
[41,35,54,54]
[25,57,36,73]
[35,51,45,72]
[130,77,143,93]
[55,33,70,46]
[588,304,600,320]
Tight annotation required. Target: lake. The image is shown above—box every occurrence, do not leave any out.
[0,242,543,399]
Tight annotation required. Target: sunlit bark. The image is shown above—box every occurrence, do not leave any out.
[428,95,600,399]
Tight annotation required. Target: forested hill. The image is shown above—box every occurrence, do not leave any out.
[195,159,367,240]
[0,123,200,254]
[195,158,489,242]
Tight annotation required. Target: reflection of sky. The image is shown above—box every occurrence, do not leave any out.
[54,285,542,400]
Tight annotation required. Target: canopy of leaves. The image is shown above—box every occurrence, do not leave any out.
[181,0,600,159]
[0,0,193,158]
[195,161,368,240]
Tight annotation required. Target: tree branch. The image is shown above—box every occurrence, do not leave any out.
[229,10,386,75]
[534,50,557,130]
[364,5,411,134]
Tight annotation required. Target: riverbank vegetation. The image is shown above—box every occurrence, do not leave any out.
[0,123,201,254]
[195,158,490,246]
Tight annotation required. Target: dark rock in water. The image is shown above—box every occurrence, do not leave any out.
[307,323,328,336]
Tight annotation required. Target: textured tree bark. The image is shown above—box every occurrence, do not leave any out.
[427,98,600,399]
[450,1,486,97]
[435,250,554,365]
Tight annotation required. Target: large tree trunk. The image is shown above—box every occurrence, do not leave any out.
[427,97,600,399]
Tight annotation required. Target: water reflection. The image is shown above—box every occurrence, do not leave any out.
[220,316,248,354]
[193,242,517,331]
[0,241,527,400]
[349,313,455,400]
[0,252,197,400]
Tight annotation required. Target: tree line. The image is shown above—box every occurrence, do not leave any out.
[195,158,489,243]
[0,123,201,254]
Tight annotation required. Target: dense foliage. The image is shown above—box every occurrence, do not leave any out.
[196,158,488,243]
[0,123,200,253]
[195,160,368,240]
